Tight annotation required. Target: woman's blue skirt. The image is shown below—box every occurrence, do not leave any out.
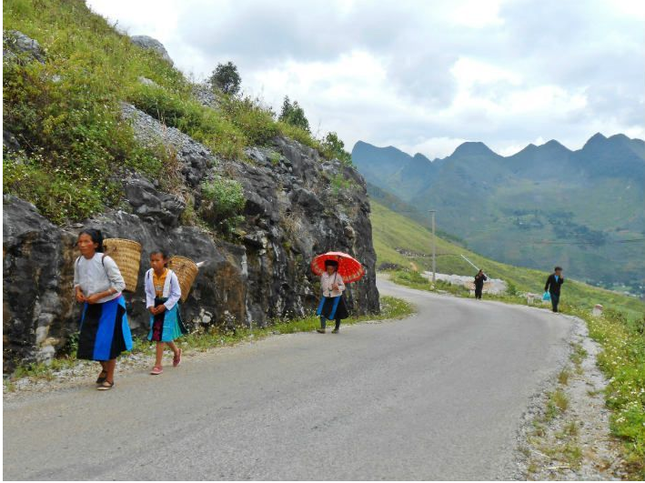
[316,295,349,320]
[77,296,133,361]
[148,297,188,342]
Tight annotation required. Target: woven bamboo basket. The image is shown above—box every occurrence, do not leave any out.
[168,255,199,302]
[102,238,142,293]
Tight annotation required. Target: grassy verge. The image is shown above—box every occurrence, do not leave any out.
[573,307,645,477]
[3,295,413,391]
[386,269,644,478]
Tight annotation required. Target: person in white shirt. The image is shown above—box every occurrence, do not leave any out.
[316,260,349,333]
[74,229,132,391]
[145,249,187,375]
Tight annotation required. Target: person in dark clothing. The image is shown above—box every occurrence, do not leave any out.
[544,266,565,312]
[474,269,487,300]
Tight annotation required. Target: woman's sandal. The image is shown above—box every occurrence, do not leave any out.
[150,366,163,375]
[96,370,108,385]
[97,380,114,391]
[173,348,182,367]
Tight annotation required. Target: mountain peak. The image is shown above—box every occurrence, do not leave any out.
[583,132,608,149]
[451,141,495,157]
[542,139,571,153]
[412,152,432,163]
[608,133,630,142]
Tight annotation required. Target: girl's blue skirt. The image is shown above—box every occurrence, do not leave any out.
[148,297,188,342]
[77,296,133,361]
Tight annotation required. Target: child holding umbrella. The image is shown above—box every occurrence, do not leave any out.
[312,252,364,334]
[316,260,349,333]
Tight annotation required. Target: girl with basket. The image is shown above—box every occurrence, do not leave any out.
[145,249,188,375]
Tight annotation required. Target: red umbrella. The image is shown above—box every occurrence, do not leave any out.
[311,251,365,283]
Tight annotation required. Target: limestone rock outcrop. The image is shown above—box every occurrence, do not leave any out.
[3,103,380,370]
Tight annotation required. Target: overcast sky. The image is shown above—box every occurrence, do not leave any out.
[88,0,644,159]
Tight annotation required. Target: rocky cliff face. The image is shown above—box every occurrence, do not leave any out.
[3,97,380,371]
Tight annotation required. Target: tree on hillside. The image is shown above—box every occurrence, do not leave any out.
[279,96,310,132]
[209,61,241,95]
[321,131,352,165]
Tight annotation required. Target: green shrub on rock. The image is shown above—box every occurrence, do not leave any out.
[200,176,246,233]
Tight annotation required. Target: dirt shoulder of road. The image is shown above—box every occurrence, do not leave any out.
[516,314,629,480]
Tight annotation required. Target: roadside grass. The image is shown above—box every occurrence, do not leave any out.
[574,307,645,478]
[544,389,569,422]
[524,373,582,476]
[526,381,582,476]
[3,296,414,391]
[570,342,588,374]
[557,368,571,386]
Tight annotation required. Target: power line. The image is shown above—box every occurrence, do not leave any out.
[529,238,645,246]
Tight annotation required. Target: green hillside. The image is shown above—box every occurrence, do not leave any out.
[371,200,645,319]
[3,0,347,225]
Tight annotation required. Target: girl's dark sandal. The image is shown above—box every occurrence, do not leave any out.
[96,371,108,384]
[97,381,114,391]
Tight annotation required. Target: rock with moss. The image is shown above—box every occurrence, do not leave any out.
[3,30,45,63]
[130,35,173,65]
[121,102,216,188]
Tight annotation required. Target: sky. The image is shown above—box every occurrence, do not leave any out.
[87,0,645,159]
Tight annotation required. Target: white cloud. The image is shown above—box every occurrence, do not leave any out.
[86,0,645,159]
[399,137,470,159]
[449,0,504,28]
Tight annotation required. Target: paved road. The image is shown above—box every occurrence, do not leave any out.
[4,279,573,480]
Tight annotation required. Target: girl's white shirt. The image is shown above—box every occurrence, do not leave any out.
[145,268,182,310]
[320,271,346,298]
[73,253,125,303]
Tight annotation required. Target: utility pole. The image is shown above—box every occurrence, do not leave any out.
[430,210,436,284]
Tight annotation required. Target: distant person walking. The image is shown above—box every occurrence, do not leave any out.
[74,229,133,391]
[316,260,349,334]
[474,269,487,300]
[544,266,565,313]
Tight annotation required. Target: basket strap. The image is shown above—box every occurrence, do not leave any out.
[76,254,106,271]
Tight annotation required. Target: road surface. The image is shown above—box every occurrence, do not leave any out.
[4,278,573,480]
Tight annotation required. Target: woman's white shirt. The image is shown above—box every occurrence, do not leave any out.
[73,253,125,303]
[321,272,345,298]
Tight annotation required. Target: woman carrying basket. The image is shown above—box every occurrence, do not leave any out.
[74,229,133,391]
